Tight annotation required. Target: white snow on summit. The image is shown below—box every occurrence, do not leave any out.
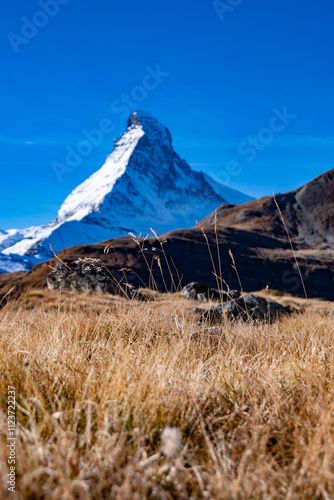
[57,125,145,222]
[1,111,253,272]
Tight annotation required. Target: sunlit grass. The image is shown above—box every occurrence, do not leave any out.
[0,291,333,499]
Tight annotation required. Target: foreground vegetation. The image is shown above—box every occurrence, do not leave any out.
[0,290,333,499]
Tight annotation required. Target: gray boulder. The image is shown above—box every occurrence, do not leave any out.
[182,282,240,302]
[199,294,291,323]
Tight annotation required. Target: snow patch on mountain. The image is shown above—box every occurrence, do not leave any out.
[57,125,145,223]
[0,252,35,273]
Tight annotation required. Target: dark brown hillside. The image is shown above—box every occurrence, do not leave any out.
[202,169,334,245]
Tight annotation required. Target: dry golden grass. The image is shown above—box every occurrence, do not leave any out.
[0,290,334,499]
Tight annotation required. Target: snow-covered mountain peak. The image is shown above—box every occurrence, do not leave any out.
[57,111,173,224]
[1,111,254,272]
[127,110,172,146]
[127,110,154,128]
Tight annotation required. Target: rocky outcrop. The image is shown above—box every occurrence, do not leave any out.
[47,259,156,301]
[196,294,292,323]
[47,260,130,296]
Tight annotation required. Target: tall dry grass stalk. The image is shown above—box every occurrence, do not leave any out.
[196,220,220,294]
[0,292,333,499]
[273,195,308,299]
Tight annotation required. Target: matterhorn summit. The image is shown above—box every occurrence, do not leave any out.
[0,111,252,272]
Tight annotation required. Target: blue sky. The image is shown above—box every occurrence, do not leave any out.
[1,0,333,229]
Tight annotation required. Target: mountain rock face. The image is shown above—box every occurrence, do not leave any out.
[0,111,252,272]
